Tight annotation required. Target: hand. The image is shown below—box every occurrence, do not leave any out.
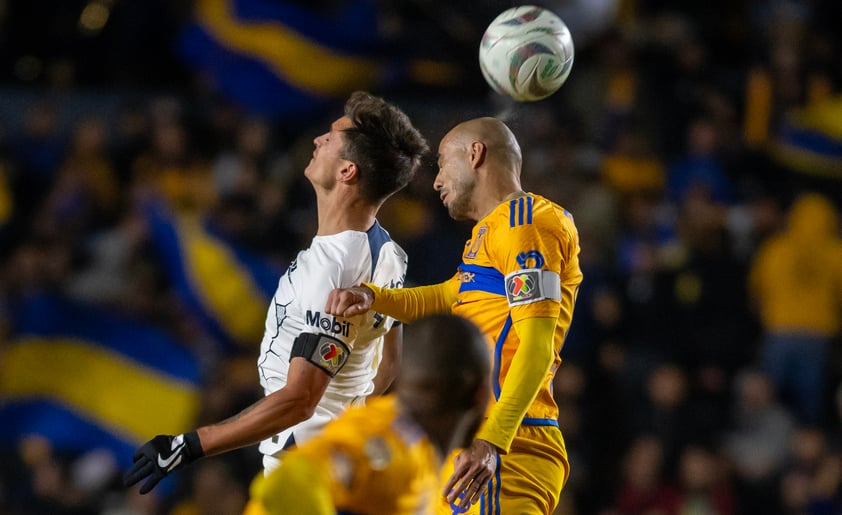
[324,286,374,317]
[123,432,204,494]
[443,439,499,511]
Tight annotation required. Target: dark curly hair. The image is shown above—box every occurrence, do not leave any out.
[340,91,429,203]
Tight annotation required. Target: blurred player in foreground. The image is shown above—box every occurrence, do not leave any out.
[124,91,429,494]
[252,314,490,515]
[326,117,582,514]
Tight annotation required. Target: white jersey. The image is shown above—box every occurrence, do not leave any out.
[256,220,406,464]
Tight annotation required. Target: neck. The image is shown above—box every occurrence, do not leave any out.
[413,414,456,460]
[473,182,525,221]
[407,406,481,461]
[315,190,379,235]
[501,189,526,202]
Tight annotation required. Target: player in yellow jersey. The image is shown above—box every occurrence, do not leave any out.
[253,314,490,515]
[326,117,582,515]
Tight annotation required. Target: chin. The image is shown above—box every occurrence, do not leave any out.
[448,208,471,222]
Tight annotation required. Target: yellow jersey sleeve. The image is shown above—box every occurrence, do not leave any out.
[487,198,578,323]
[366,275,460,323]
[475,316,556,452]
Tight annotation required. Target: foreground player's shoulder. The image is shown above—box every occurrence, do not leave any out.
[299,398,399,465]
[318,395,396,432]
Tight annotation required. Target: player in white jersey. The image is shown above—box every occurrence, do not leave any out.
[256,220,407,470]
[124,91,429,494]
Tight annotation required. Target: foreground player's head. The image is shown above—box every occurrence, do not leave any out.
[398,314,490,454]
[434,117,523,221]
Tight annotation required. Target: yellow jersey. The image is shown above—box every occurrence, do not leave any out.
[259,395,440,515]
[452,192,582,426]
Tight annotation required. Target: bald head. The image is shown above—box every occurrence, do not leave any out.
[434,116,525,221]
[398,315,490,414]
[448,117,522,174]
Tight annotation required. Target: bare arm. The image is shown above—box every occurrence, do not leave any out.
[371,324,402,395]
[196,357,330,456]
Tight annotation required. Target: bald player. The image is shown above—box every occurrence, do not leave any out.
[255,314,491,515]
[326,117,583,514]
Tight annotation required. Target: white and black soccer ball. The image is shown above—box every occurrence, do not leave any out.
[479,5,575,102]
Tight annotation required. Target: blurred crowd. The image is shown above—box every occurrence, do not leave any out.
[1,1,841,514]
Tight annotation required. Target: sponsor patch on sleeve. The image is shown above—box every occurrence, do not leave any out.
[291,332,351,377]
[313,336,350,377]
[504,268,561,307]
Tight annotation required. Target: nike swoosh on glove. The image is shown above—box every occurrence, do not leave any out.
[123,431,204,494]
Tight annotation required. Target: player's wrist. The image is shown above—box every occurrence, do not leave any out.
[360,283,379,296]
[183,430,205,459]
[475,438,502,454]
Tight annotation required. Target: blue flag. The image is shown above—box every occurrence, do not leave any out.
[772,95,842,179]
[0,294,201,468]
[177,0,460,118]
[144,201,283,350]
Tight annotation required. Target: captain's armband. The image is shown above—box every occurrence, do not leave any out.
[504,268,561,307]
[290,332,350,377]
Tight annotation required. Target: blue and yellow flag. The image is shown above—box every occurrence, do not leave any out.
[144,202,282,350]
[772,94,842,179]
[177,0,459,118]
[0,295,201,468]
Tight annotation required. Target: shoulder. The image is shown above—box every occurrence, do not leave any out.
[293,243,346,277]
[532,193,577,226]
[490,193,578,239]
[375,240,408,271]
[342,396,399,430]
[301,397,399,455]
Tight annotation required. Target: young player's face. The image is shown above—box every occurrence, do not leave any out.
[434,134,477,221]
[305,116,353,188]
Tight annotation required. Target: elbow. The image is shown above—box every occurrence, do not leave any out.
[530,338,556,374]
[380,365,399,390]
[287,391,319,425]
[373,375,396,396]
[539,347,556,372]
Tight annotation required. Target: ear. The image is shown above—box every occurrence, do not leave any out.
[338,161,360,184]
[469,141,487,169]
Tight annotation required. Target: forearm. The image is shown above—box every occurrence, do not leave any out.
[196,388,315,456]
[365,279,458,323]
[371,325,401,395]
[125,366,326,495]
[475,317,556,453]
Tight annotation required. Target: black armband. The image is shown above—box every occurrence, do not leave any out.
[290,332,350,377]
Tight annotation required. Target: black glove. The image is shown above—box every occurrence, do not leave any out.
[123,431,204,494]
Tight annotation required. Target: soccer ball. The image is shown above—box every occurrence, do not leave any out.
[479,6,574,102]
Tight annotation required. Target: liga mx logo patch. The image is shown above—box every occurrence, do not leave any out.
[317,339,349,376]
[505,269,542,306]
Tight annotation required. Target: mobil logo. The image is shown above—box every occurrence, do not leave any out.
[305,310,351,337]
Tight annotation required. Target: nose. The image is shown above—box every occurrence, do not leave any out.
[433,170,443,191]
